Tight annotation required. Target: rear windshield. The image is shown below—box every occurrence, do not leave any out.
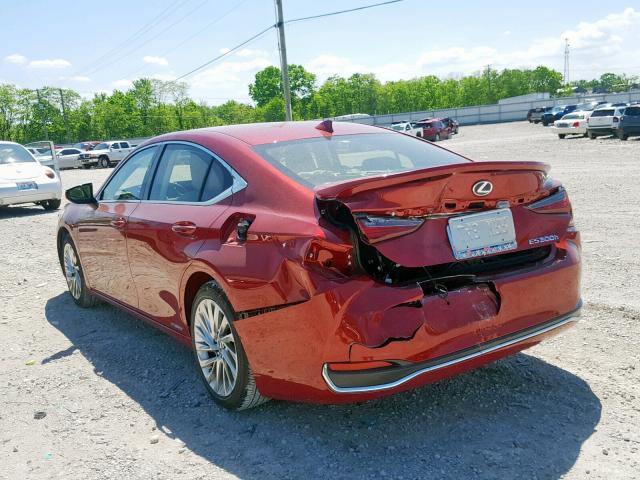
[253,133,467,188]
[591,109,614,117]
[0,144,36,165]
[562,113,583,120]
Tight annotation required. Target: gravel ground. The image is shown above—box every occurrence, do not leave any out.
[1,121,639,480]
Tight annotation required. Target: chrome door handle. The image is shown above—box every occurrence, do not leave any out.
[110,217,127,228]
[171,222,197,237]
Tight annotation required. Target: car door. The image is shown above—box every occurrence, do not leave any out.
[74,146,159,307]
[125,142,238,333]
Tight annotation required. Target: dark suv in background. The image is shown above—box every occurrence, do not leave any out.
[617,105,640,140]
[527,107,548,123]
[541,105,578,126]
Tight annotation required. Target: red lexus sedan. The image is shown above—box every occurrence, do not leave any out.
[57,121,581,410]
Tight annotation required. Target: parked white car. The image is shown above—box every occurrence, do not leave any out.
[551,111,592,139]
[389,122,422,136]
[79,140,134,168]
[587,106,626,139]
[0,141,62,210]
[26,147,54,168]
[55,147,83,169]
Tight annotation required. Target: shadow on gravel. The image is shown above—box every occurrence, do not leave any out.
[46,293,601,480]
[0,205,51,218]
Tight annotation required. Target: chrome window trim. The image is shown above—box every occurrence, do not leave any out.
[322,306,581,394]
[98,141,247,206]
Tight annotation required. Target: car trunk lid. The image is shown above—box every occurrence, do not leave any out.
[0,162,43,181]
[316,161,570,267]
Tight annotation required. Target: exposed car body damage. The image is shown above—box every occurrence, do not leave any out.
[58,121,581,405]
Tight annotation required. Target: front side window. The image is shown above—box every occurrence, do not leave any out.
[149,144,232,202]
[253,132,467,188]
[625,107,640,116]
[0,144,36,164]
[100,146,157,201]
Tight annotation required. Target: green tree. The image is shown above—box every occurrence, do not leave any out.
[249,64,316,110]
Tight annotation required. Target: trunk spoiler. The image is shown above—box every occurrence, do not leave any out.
[314,161,551,201]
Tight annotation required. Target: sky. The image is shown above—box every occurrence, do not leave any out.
[2,0,639,104]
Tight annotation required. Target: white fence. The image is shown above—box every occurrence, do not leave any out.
[340,91,640,127]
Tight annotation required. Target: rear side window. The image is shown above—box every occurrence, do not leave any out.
[253,132,467,188]
[624,107,640,116]
[149,144,232,202]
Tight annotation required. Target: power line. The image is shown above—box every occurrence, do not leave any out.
[84,0,211,77]
[76,0,191,76]
[175,25,276,80]
[123,0,250,80]
[285,0,403,24]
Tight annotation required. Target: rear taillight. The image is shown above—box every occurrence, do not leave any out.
[355,215,424,243]
[525,187,571,215]
[44,168,56,179]
[305,240,354,277]
[613,116,619,123]
[572,121,580,128]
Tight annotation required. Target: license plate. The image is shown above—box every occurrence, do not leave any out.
[447,209,517,260]
[557,123,568,128]
[16,181,37,191]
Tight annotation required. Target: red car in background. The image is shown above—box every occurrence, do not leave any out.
[416,118,452,141]
[57,121,581,410]
[73,141,101,151]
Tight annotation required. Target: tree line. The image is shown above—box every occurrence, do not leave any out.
[0,67,637,145]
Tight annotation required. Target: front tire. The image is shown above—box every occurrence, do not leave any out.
[99,156,111,168]
[588,131,596,140]
[618,131,628,140]
[434,133,441,142]
[190,282,268,411]
[42,199,61,211]
[61,236,98,308]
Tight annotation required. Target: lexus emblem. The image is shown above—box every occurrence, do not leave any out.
[472,180,493,196]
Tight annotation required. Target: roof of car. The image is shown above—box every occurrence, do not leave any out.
[148,121,388,147]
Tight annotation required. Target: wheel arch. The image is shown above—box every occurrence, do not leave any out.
[180,262,234,329]
[56,226,72,272]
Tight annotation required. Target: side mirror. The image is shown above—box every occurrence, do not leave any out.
[66,183,97,204]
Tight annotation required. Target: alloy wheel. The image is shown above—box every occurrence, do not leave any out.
[63,242,82,300]
[193,298,238,397]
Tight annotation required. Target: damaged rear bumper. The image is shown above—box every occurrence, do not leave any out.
[322,303,581,393]
[235,237,581,403]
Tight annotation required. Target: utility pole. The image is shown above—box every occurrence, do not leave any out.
[35,89,48,141]
[485,65,492,103]
[274,0,292,121]
[563,38,570,85]
[59,88,70,143]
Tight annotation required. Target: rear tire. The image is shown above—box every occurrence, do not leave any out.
[435,134,441,142]
[82,164,91,169]
[190,282,269,411]
[618,131,628,140]
[60,236,99,308]
[42,199,61,211]
[558,134,566,139]
[588,131,596,140]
